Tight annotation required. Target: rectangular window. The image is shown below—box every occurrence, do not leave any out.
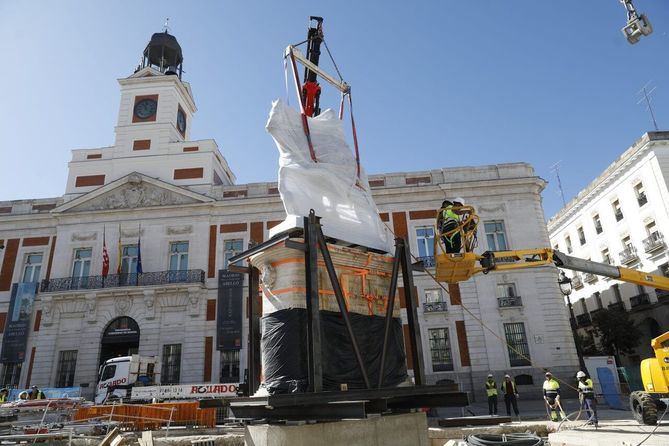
[55,350,77,387]
[660,263,669,277]
[168,241,189,282]
[565,236,573,254]
[71,248,92,289]
[601,248,611,265]
[484,220,508,251]
[593,214,603,234]
[594,292,603,309]
[425,289,443,304]
[645,220,658,236]
[428,328,454,372]
[504,322,531,367]
[497,283,517,297]
[415,226,435,259]
[613,284,622,303]
[1,363,22,388]
[622,235,633,250]
[613,200,623,221]
[22,253,43,283]
[161,344,182,385]
[579,298,588,313]
[634,182,647,206]
[120,245,138,285]
[220,350,240,383]
[577,226,586,245]
[223,239,244,268]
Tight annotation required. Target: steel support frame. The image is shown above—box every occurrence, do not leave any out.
[230,211,426,398]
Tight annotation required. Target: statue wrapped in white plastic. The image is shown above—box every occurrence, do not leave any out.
[266,100,393,253]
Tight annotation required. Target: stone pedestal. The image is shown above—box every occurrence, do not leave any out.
[244,412,428,446]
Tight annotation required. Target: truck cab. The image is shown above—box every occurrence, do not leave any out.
[95,355,160,404]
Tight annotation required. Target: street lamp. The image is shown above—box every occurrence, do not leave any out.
[558,270,587,373]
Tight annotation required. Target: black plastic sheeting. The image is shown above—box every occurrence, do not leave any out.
[260,308,408,394]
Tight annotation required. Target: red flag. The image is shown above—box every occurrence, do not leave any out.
[102,227,110,277]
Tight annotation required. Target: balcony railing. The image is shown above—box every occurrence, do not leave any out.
[423,301,448,313]
[619,247,639,264]
[576,313,592,327]
[40,269,205,293]
[498,296,523,308]
[416,256,435,268]
[584,272,598,283]
[608,301,626,312]
[630,293,651,308]
[572,274,584,289]
[643,232,665,253]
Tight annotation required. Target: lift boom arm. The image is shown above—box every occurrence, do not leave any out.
[436,248,669,291]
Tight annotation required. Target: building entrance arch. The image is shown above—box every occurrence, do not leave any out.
[99,316,140,364]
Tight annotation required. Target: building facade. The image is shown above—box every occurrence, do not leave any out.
[548,132,669,367]
[0,32,578,400]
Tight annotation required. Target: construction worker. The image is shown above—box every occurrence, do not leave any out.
[0,388,8,403]
[501,374,520,418]
[543,372,561,421]
[577,371,598,426]
[485,373,498,415]
[29,385,45,400]
[437,199,462,254]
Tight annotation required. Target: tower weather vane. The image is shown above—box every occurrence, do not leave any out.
[163,18,170,33]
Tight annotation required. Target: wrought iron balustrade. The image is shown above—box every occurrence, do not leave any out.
[571,274,584,289]
[498,296,522,308]
[619,247,639,264]
[576,313,591,327]
[423,301,447,313]
[41,269,205,293]
[630,293,651,308]
[643,232,665,253]
[416,256,435,268]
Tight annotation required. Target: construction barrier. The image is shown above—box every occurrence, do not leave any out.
[73,401,216,430]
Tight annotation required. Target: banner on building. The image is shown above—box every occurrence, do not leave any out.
[0,283,37,363]
[217,270,243,350]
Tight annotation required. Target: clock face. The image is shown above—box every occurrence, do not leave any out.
[177,108,187,134]
[134,99,157,119]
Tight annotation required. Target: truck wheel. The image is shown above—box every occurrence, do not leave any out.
[630,391,658,425]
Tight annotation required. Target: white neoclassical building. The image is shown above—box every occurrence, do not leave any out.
[548,131,669,367]
[0,30,578,401]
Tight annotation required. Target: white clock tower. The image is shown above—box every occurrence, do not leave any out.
[64,30,235,199]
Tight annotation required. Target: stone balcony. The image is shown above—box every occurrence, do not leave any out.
[584,272,598,283]
[643,232,666,254]
[571,274,584,290]
[40,269,205,293]
[497,296,523,308]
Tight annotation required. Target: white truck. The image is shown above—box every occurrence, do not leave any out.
[95,355,160,404]
[95,355,239,404]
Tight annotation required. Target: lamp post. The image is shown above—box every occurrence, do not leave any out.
[558,270,587,373]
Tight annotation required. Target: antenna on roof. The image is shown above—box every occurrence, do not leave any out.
[163,17,170,33]
[637,81,659,131]
[550,161,567,207]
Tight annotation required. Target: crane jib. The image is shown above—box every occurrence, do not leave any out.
[552,250,621,280]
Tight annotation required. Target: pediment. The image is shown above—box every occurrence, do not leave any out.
[55,173,213,213]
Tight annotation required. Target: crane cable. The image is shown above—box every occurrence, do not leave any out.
[381,220,580,393]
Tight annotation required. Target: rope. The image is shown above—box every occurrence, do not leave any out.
[381,219,580,392]
[635,404,669,446]
[323,39,344,81]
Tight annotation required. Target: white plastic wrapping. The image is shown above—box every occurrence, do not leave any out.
[266,100,392,253]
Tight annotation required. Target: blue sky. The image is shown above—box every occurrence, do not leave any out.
[0,1,667,219]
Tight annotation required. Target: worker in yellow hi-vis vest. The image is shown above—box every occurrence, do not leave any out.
[543,371,562,421]
[485,374,498,415]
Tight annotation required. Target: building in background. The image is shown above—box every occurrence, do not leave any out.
[548,132,669,367]
[0,30,578,400]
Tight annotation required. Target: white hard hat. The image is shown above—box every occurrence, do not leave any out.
[454,197,465,205]
[576,371,586,378]
[487,373,493,378]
